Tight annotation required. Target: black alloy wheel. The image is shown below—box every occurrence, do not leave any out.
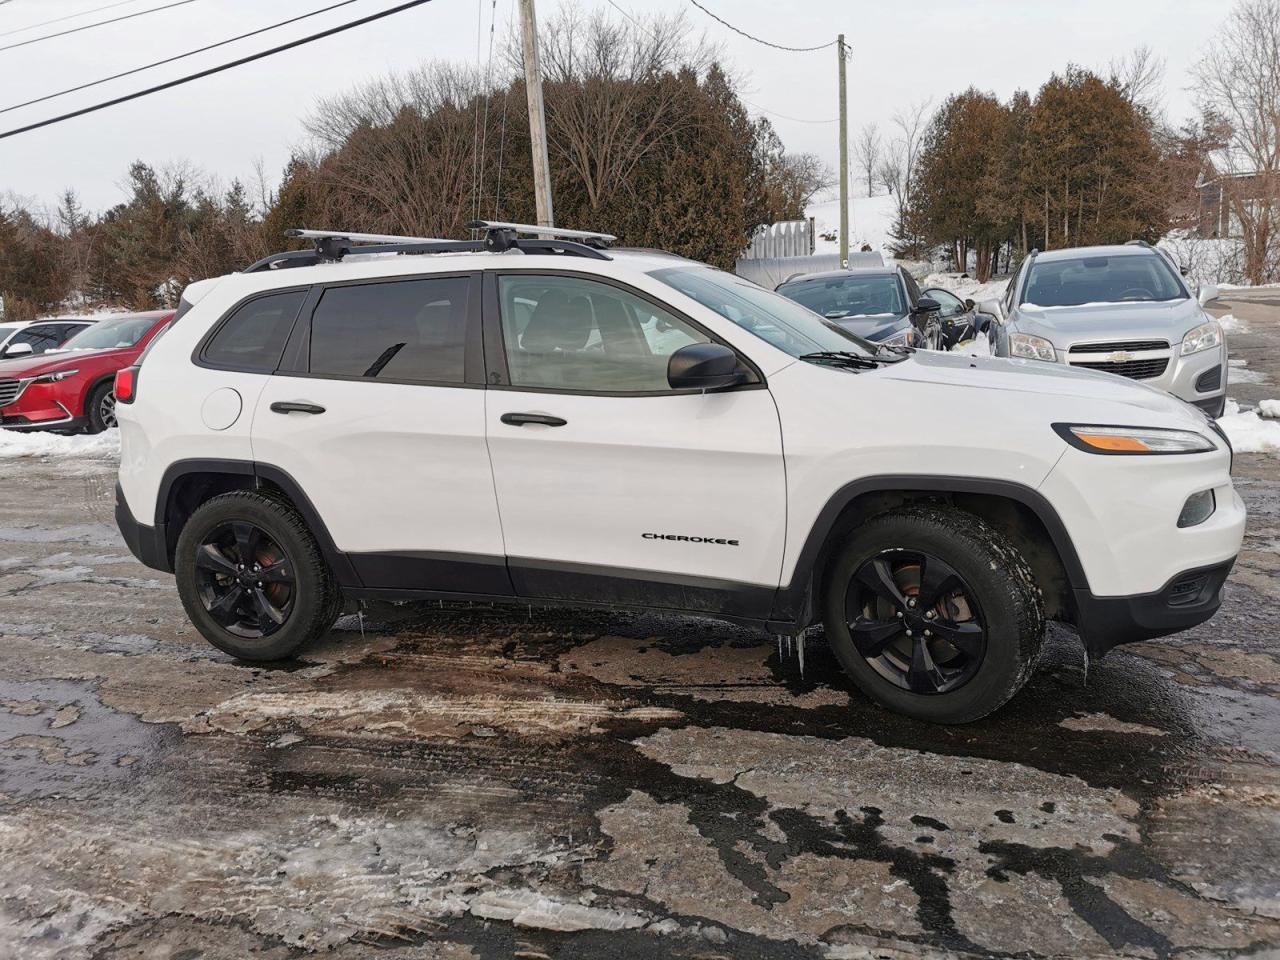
[193,520,295,639]
[845,550,987,695]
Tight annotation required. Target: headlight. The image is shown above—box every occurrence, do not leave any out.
[879,328,914,348]
[1008,333,1056,361]
[1053,423,1217,455]
[32,369,79,384]
[1181,320,1222,355]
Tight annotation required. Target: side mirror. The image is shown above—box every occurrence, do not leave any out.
[964,298,976,311]
[1198,284,1219,306]
[668,342,748,391]
[911,297,942,330]
[978,299,1005,322]
[2,341,33,358]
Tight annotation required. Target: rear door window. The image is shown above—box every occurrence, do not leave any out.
[307,277,470,383]
[202,291,307,372]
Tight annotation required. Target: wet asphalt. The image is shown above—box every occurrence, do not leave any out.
[0,292,1277,959]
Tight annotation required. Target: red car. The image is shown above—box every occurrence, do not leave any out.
[0,310,172,433]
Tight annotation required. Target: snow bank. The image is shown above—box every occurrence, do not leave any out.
[0,429,120,461]
[922,273,1010,305]
[1217,400,1280,454]
[1217,313,1249,334]
[807,193,899,260]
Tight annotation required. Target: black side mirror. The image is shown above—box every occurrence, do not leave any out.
[911,297,941,329]
[668,342,748,391]
[963,298,976,311]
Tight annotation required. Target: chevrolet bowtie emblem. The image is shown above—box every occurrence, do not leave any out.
[1107,351,1134,363]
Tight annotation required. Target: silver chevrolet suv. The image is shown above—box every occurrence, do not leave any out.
[983,244,1226,417]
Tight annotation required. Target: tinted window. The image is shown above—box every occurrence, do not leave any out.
[1021,255,1186,307]
[777,274,906,319]
[498,275,710,392]
[901,270,922,303]
[924,289,966,316]
[5,326,61,355]
[203,292,305,372]
[309,277,469,383]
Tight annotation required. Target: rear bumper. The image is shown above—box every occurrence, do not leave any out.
[1072,557,1234,659]
[115,481,171,573]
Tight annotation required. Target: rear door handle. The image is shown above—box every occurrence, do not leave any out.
[270,401,326,416]
[500,412,567,427]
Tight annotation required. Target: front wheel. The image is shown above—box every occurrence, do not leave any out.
[175,491,341,660]
[84,381,116,434]
[823,504,1045,723]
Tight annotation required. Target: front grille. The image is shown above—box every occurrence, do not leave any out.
[1069,340,1170,354]
[1071,358,1170,380]
[1196,366,1223,392]
[0,378,24,407]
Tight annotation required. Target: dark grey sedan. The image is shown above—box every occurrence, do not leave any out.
[774,266,946,350]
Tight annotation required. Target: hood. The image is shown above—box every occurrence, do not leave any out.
[0,345,123,380]
[879,350,1206,427]
[833,314,909,342]
[1013,298,1208,346]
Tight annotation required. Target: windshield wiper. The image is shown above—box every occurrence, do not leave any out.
[799,350,885,370]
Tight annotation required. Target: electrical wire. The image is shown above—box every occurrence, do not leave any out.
[743,98,837,124]
[0,0,435,140]
[0,0,199,54]
[1,0,364,115]
[686,0,836,53]
[0,0,142,38]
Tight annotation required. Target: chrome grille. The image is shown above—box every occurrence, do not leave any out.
[1071,358,1170,380]
[1068,339,1169,354]
[0,378,24,407]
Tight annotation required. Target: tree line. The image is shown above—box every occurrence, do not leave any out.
[0,8,826,321]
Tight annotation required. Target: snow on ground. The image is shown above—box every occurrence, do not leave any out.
[1228,358,1269,385]
[1218,399,1280,454]
[1218,313,1249,334]
[921,273,1010,305]
[0,429,119,461]
[808,192,898,261]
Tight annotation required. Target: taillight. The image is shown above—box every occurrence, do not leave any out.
[115,366,138,404]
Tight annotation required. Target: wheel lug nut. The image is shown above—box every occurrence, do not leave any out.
[257,581,263,588]
[908,598,916,607]
[905,629,913,637]
[924,629,932,637]
[896,611,904,618]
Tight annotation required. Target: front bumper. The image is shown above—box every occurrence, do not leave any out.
[1073,557,1235,659]
[115,481,171,573]
[1,379,83,431]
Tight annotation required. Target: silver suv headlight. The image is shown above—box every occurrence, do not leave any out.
[1053,423,1217,454]
[879,328,915,348]
[1009,332,1056,361]
[1181,320,1222,356]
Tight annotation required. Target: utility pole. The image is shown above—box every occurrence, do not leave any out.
[837,34,849,268]
[518,0,554,227]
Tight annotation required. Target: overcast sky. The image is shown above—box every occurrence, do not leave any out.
[0,0,1229,217]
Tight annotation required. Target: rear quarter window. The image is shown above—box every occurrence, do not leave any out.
[201,291,307,372]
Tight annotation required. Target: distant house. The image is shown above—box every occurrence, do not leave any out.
[1197,147,1274,238]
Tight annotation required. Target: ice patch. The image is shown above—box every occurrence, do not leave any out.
[0,430,119,461]
[1218,313,1249,334]
[1228,358,1268,385]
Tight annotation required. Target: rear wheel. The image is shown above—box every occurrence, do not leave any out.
[84,381,116,434]
[175,491,341,660]
[822,504,1045,723]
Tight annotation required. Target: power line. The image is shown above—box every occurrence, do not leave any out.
[1,0,364,116]
[0,0,199,53]
[743,99,837,124]
[0,0,144,39]
[686,0,836,53]
[0,0,435,140]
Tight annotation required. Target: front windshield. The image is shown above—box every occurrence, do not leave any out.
[650,267,875,357]
[1021,254,1187,307]
[777,274,905,320]
[62,314,157,351]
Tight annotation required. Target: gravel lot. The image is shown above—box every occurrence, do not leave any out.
[1,292,1277,959]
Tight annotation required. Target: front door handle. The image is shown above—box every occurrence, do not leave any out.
[500,412,567,427]
[270,401,326,416]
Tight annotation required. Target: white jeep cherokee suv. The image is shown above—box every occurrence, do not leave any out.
[114,223,1245,724]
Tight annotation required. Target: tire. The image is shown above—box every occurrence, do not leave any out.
[822,503,1045,724]
[84,381,117,434]
[175,491,340,660]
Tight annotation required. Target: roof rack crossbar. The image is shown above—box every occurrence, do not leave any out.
[465,219,617,247]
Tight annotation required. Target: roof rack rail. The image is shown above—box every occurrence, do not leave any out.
[1125,239,1152,248]
[243,222,614,273]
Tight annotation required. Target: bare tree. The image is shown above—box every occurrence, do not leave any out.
[853,122,881,197]
[1194,0,1280,283]
[1109,45,1166,114]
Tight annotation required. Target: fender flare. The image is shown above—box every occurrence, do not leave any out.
[154,458,360,587]
[770,474,1088,623]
